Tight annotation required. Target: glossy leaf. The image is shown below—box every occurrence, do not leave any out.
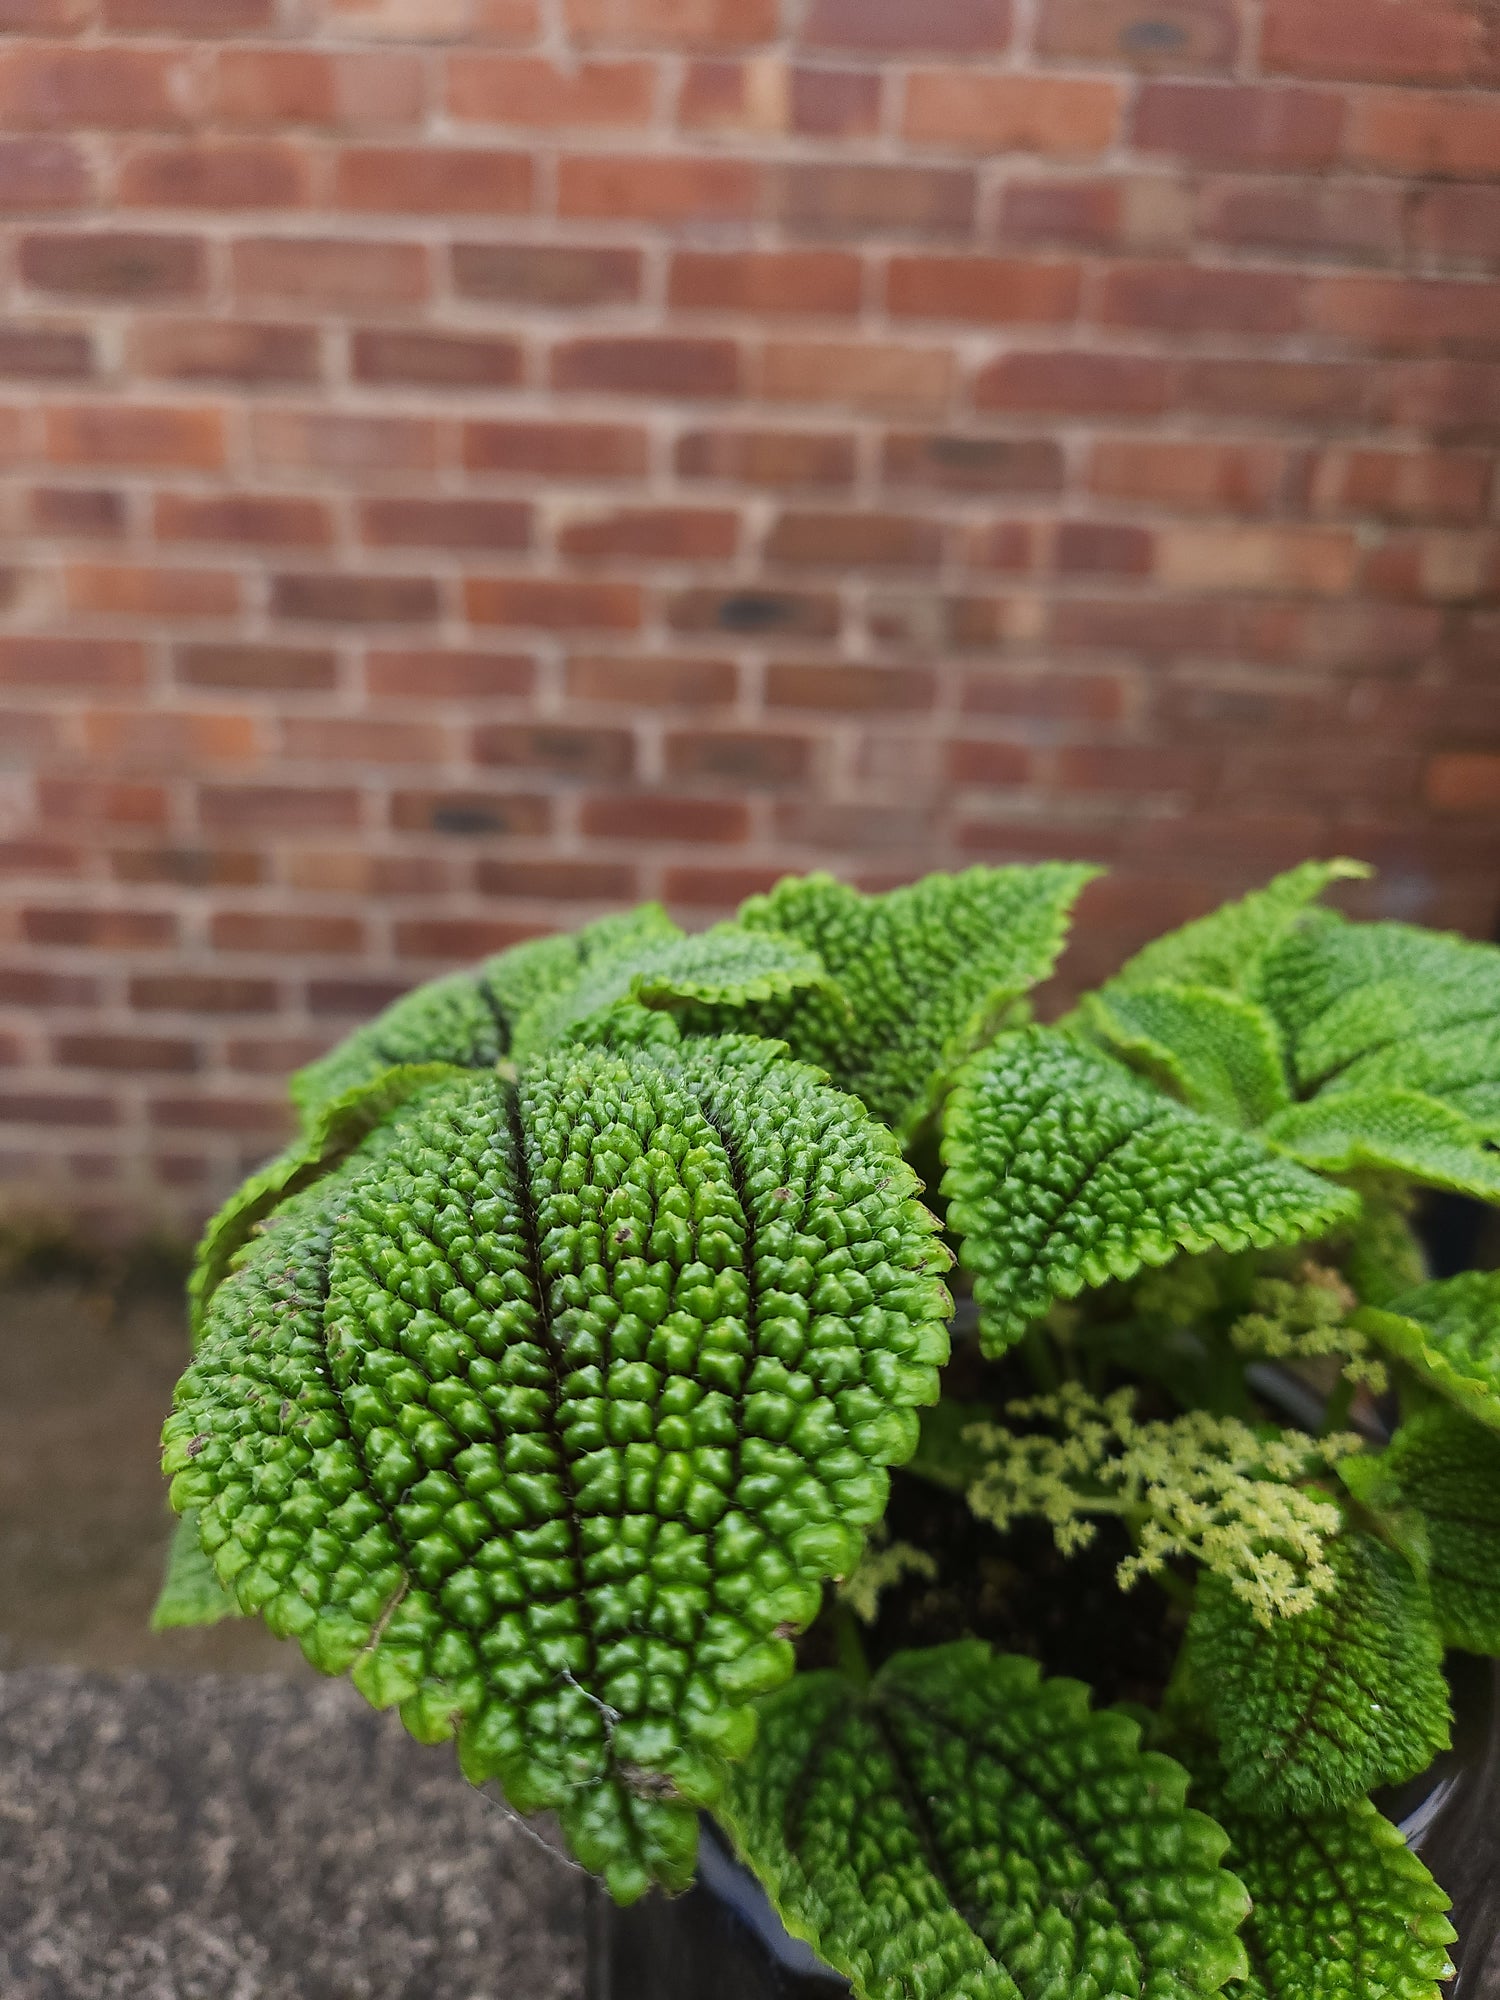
[1080,982,1290,1129]
[1112,860,1367,995]
[941,1029,1358,1354]
[717,1642,1250,2000]
[1184,1531,1450,1815]
[150,1508,242,1631]
[165,1041,951,1900]
[1265,1088,1500,1203]
[1355,1272,1500,1433]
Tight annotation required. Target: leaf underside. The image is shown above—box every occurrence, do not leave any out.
[1080,982,1290,1130]
[717,1641,1250,2000]
[941,1028,1358,1354]
[1356,1270,1500,1431]
[150,1508,242,1631]
[1184,1531,1450,1816]
[737,863,1098,1138]
[165,1039,951,1900]
[1114,860,1368,996]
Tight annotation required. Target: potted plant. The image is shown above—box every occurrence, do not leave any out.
[156,858,1500,1997]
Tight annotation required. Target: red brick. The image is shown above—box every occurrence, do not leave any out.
[393,918,547,960]
[232,236,428,310]
[0,0,90,26]
[155,492,333,548]
[1054,520,1154,575]
[0,48,197,131]
[1348,89,1500,175]
[1372,360,1500,437]
[903,70,1120,153]
[766,661,935,709]
[1155,523,1359,595]
[666,587,842,639]
[868,591,1037,650]
[129,973,277,1011]
[465,577,643,630]
[55,1032,197,1072]
[946,738,1031,785]
[665,730,813,785]
[0,1091,121,1126]
[961,667,1128,723]
[1310,274,1500,351]
[222,1035,329,1075]
[360,498,531,550]
[1363,530,1497,603]
[1412,184,1500,265]
[1178,356,1365,422]
[464,418,648,477]
[0,968,99,1008]
[669,249,862,316]
[675,56,790,132]
[1133,83,1345,166]
[1312,447,1492,524]
[45,403,224,470]
[558,505,740,562]
[675,427,856,488]
[279,716,449,763]
[1427,752,1500,810]
[0,637,145,691]
[0,137,91,209]
[176,642,336,692]
[271,572,439,624]
[252,409,439,475]
[199,785,360,832]
[448,53,654,125]
[22,906,176,948]
[580,793,750,842]
[559,152,759,221]
[452,240,642,307]
[473,722,634,777]
[765,509,943,570]
[0,328,93,379]
[146,1093,301,1135]
[367,649,535,700]
[36,778,170,825]
[112,848,264,887]
[760,339,952,412]
[882,431,1064,494]
[1197,178,1403,261]
[960,519,1038,571]
[1057,744,1216,794]
[213,50,427,130]
[66,562,240,619]
[887,253,1080,324]
[975,348,1174,414]
[1263,0,1487,85]
[565,0,780,47]
[29,487,126,537]
[1089,439,1290,511]
[771,161,975,235]
[351,327,523,389]
[789,65,883,136]
[130,318,319,385]
[117,141,311,210]
[1096,261,1305,336]
[552,336,740,398]
[1035,0,1239,69]
[663,864,786,905]
[477,859,639,900]
[802,0,1009,51]
[993,177,1129,249]
[20,231,204,299]
[566,654,737,705]
[336,146,532,214]
[104,0,271,25]
[390,790,551,837]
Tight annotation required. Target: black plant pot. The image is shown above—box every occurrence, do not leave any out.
[588,1660,1500,2000]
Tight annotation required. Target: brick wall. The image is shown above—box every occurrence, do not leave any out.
[2,0,1499,1237]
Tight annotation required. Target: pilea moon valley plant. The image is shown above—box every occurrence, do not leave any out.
[155,860,1500,1997]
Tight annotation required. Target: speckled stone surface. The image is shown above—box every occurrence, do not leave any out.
[0,1669,591,2000]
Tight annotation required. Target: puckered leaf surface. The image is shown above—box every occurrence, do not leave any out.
[1079,982,1290,1129]
[1112,861,1367,995]
[1355,1271,1500,1432]
[165,1040,951,1900]
[1341,1402,1500,1653]
[1265,1089,1500,1203]
[717,1642,1250,2000]
[940,1029,1358,1354]
[1183,1531,1449,1816]
[289,907,682,1120]
[1187,1764,1454,2000]
[150,1507,242,1631]
[736,864,1097,1137]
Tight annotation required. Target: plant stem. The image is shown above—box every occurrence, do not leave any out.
[831,1600,872,1690]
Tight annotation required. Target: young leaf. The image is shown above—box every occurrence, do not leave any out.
[716,1642,1250,2000]
[1111,859,1368,995]
[1080,982,1290,1129]
[150,1508,242,1631]
[164,1041,951,1902]
[1354,1271,1500,1432]
[1265,1088,1500,1203]
[941,1029,1358,1354]
[1183,1531,1450,1815]
[1341,1403,1500,1653]
[1188,1765,1455,2000]
[1319,1016,1500,1139]
[289,907,682,1120]
[737,863,1098,1137]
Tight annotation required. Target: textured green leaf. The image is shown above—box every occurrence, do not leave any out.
[1112,860,1367,995]
[510,923,833,1057]
[1341,1403,1500,1653]
[1354,1270,1500,1433]
[941,1029,1358,1354]
[165,1040,951,1900]
[150,1507,242,1631]
[1080,982,1290,1129]
[1339,1184,1426,1308]
[289,907,681,1121]
[1183,1532,1450,1816]
[1320,1017,1500,1139]
[737,863,1098,1137]
[1265,1088,1500,1202]
[717,1642,1250,2000]
[189,1062,464,1342]
[1188,1766,1454,2000]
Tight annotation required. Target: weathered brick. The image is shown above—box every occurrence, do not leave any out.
[1312,447,1492,524]
[580,793,749,842]
[351,327,523,388]
[771,161,975,235]
[213,50,427,129]
[464,418,648,476]
[1412,184,1500,265]
[665,729,813,785]
[448,54,655,125]
[452,240,642,306]
[675,426,856,488]
[0,137,91,209]
[155,492,333,547]
[473,722,634,777]
[1310,274,1500,351]
[390,789,551,837]
[1035,0,1239,70]
[802,0,1010,51]
[117,141,311,209]
[29,487,126,537]
[1089,439,1291,511]
[175,642,336,692]
[1054,520,1155,575]
[20,231,204,299]
[232,235,429,310]
[199,784,360,832]
[112,848,264,887]
[271,572,440,624]
[666,587,842,639]
[36,777,170,826]
[1155,524,1360,595]
[882,432,1064,494]
[1179,356,1365,422]
[552,336,740,397]
[252,408,439,474]
[669,249,863,315]
[465,577,643,629]
[130,318,320,384]
[1347,89,1500,175]
[1097,261,1307,336]
[0,48,197,131]
[1197,178,1404,261]
[904,70,1120,152]
[1133,83,1345,166]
